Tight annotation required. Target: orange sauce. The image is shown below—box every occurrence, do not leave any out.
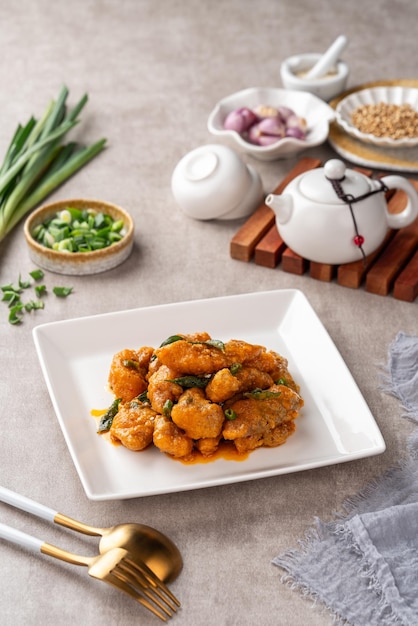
[174,441,249,465]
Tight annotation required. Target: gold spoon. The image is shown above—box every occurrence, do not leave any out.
[0,485,182,583]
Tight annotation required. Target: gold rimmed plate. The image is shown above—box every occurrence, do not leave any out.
[329,79,418,172]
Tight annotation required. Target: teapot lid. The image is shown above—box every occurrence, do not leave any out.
[299,159,370,204]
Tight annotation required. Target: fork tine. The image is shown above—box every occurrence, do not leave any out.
[105,572,169,621]
[123,554,181,607]
[114,559,179,615]
[112,566,175,618]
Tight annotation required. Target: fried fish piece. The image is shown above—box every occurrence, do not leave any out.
[108,347,154,402]
[110,399,157,451]
[153,414,193,458]
[222,384,303,452]
[171,388,224,439]
[155,339,229,375]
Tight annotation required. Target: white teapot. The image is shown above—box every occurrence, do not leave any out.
[265,159,418,264]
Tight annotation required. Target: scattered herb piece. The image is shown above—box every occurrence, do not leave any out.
[24,300,44,312]
[230,363,242,375]
[163,399,173,417]
[18,274,31,289]
[190,339,225,352]
[8,304,24,325]
[97,398,121,433]
[35,284,47,297]
[244,388,282,400]
[2,290,21,306]
[30,269,44,281]
[122,359,140,370]
[137,390,149,403]
[276,377,288,386]
[166,375,212,388]
[52,286,73,297]
[159,335,183,347]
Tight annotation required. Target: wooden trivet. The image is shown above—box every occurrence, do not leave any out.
[230,157,418,302]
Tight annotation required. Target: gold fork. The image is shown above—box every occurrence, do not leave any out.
[0,522,180,621]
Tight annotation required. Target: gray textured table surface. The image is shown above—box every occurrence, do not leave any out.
[1,1,417,625]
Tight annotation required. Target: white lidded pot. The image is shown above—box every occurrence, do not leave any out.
[265,159,418,264]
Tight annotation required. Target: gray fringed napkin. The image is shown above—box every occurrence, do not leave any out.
[273,332,418,625]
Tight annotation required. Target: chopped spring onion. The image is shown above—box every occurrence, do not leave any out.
[0,85,106,243]
[52,286,73,297]
[32,207,125,253]
[224,408,237,420]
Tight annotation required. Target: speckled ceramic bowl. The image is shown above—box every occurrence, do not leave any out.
[24,199,134,275]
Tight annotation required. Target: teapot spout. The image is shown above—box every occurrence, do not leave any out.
[265,193,293,224]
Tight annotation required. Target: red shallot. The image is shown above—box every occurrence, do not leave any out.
[223,104,307,146]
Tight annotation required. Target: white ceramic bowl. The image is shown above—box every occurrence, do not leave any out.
[336,86,418,147]
[24,198,134,275]
[171,144,263,220]
[207,87,335,161]
[280,53,349,101]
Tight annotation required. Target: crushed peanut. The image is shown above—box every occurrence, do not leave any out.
[350,102,418,140]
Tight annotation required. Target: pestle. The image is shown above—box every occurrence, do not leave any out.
[304,35,348,80]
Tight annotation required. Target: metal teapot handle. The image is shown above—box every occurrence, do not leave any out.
[381,175,418,229]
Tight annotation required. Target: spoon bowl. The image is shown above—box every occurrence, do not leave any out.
[56,516,184,583]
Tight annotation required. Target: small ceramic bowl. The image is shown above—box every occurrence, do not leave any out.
[280,53,349,102]
[336,86,418,147]
[207,87,335,161]
[24,198,134,275]
[171,144,263,220]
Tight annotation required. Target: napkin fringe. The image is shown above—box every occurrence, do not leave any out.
[279,571,344,625]
[273,523,349,625]
[379,331,418,425]
[334,523,403,625]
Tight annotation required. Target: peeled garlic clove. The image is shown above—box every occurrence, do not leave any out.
[224,107,257,132]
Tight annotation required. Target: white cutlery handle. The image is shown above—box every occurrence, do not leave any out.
[0,486,57,522]
[0,521,43,552]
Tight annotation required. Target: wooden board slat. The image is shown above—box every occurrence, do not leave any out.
[254,226,286,268]
[366,216,418,296]
[281,248,308,275]
[310,262,336,282]
[393,249,418,302]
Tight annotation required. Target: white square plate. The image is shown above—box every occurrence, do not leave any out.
[33,290,385,500]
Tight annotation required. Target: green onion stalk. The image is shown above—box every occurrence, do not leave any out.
[0,85,107,243]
